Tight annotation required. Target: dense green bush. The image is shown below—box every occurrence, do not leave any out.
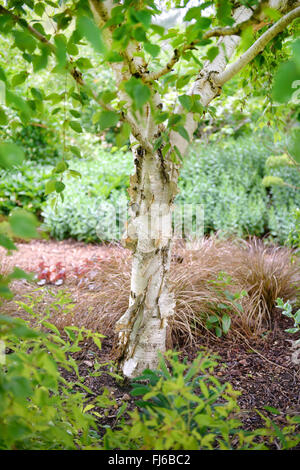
[1,309,298,450]
[178,135,270,237]
[12,125,61,164]
[267,165,300,243]
[1,133,299,244]
[0,162,52,216]
[42,149,131,242]
[42,133,299,244]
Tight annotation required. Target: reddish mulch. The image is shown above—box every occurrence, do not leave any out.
[1,239,300,442]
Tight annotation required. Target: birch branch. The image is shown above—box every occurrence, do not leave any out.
[144,0,269,83]
[0,5,56,52]
[88,0,137,75]
[214,5,300,86]
[0,4,152,151]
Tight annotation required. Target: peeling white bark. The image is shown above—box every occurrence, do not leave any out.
[116,148,178,377]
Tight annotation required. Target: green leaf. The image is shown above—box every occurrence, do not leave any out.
[208,315,218,323]
[272,60,300,103]
[0,143,25,169]
[98,110,119,130]
[151,24,164,36]
[0,66,6,83]
[176,74,192,89]
[184,6,209,22]
[99,90,117,104]
[33,47,49,72]
[134,10,152,28]
[9,267,32,281]
[8,377,32,399]
[68,169,81,178]
[133,27,147,42]
[217,0,234,26]
[45,179,56,195]
[0,233,16,251]
[144,42,160,58]
[13,30,36,53]
[105,51,123,62]
[53,161,68,174]
[69,145,81,158]
[168,114,182,127]
[12,71,29,87]
[124,77,151,109]
[264,406,281,415]
[175,125,190,142]
[6,91,31,122]
[75,57,93,70]
[55,181,65,193]
[0,108,7,125]
[34,2,46,16]
[179,94,192,111]
[222,314,231,334]
[31,87,44,101]
[67,41,79,56]
[9,209,39,239]
[54,34,67,70]
[207,46,219,62]
[215,326,222,337]
[69,109,81,118]
[69,121,83,133]
[130,386,150,396]
[77,16,106,54]
[116,122,131,147]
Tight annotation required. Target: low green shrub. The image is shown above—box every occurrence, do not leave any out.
[276,298,300,345]
[286,208,300,251]
[0,310,105,450]
[1,304,299,450]
[12,125,61,164]
[177,135,273,238]
[103,351,300,450]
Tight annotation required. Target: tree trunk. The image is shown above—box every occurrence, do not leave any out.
[116,146,178,378]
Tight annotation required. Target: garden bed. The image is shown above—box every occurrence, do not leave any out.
[1,238,299,441]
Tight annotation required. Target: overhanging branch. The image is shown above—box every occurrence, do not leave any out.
[0,3,153,152]
[144,0,269,83]
[214,5,300,86]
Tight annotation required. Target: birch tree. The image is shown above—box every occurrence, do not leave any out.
[0,0,299,377]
